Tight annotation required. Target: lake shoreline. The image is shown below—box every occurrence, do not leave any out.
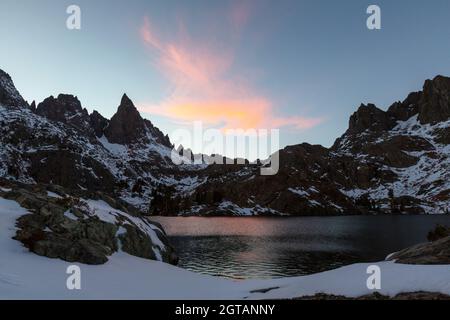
[152,215,450,279]
[152,212,450,218]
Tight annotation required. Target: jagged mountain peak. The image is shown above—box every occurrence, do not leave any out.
[347,103,396,134]
[104,93,172,147]
[344,75,450,136]
[104,93,148,144]
[418,75,450,124]
[0,69,28,108]
[120,93,133,106]
[37,94,83,113]
[29,100,36,112]
[426,74,450,88]
[35,94,90,130]
[89,110,109,138]
[115,93,143,120]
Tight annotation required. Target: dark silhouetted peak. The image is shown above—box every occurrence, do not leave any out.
[29,100,36,112]
[89,110,109,138]
[120,93,134,107]
[36,94,90,129]
[347,103,396,134]
[417,75,450,124]
[37,94,83,116]
[104,94,147,144]
[387,91,421,122]
[385,75,450,124]
[0,69,28,108]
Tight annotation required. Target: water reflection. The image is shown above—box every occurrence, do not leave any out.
[152,215,450,279]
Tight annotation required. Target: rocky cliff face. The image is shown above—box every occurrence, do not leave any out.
[1,68,450,216]
[0,70,28,109]
[36,94,91,132]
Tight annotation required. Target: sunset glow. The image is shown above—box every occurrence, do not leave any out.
[138,14,323,131]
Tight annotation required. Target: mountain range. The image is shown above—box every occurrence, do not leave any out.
[2,68,450,216]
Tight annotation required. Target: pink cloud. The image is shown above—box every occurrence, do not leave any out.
[230,0,251,31]
[138,14,322,131]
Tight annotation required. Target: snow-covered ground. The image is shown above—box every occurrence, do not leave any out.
[1,196,450,300]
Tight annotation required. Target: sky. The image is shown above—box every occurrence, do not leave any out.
[1,0,450,155]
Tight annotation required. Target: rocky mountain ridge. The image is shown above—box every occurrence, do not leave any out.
[1,68,450,215]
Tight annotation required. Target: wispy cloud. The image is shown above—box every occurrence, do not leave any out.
[138,7,322,131]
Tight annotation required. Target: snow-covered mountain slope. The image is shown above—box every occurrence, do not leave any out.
[1,195,450,299]
[176,75,450,215]
[2,67,450,215]
[0,70,200,212]
[335,114,450,212]
[331,76,450,214]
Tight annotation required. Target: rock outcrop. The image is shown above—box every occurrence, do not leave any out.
[347,103,396,134]
[89,110,109,138]
[35,94,94,134]
[418,76,450,124]
[0,180,177,265]
[386,236,450,265]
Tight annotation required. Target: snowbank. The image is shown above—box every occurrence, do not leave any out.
[1,197,450,300]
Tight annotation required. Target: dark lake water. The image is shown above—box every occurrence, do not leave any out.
[152,215,450,279]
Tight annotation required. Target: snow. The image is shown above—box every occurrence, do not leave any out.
[288,187,319,198]
[288,188,309,197]
[97,135,128,155]
[63,209,78,221]
[218,201,255,216]
[81,199,166,252]
[47,191,62,199]
[216,201,283,216]
[308,200,321,207]
[1,104,209,213]
[338,114,450,213]
[1,196,450,299]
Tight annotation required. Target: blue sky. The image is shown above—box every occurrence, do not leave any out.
[1,0,450,152]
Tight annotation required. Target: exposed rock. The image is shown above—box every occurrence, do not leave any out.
[89,110,109,138]
[36,94,91,132]
[29,100,36,112]
[418,75,450,124]
[3,182,177,265]
[296,292,450,300]
[0,69,28,108]
[104,94,148,144]
[28,149,117,193]
[427,224,450,241]
[3,67,450,216]
[386,236,450,264]
[347,103,396,134]
[387,92,421,121]
[434,126,450,144]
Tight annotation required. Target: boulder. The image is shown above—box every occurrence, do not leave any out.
[6,183,178,265]
[386,236,450,264]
